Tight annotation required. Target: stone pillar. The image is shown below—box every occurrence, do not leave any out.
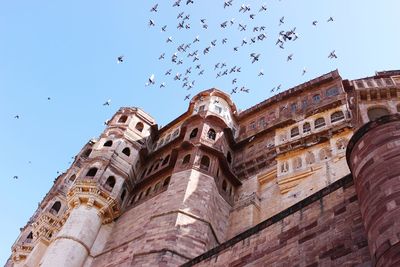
[40,180,120,267]
[39,206,102,267]
[23,238,48,267]
[346,114,400,266]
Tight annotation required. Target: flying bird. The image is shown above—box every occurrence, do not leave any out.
[161,25,167,32]
[160,82,166,88]
[150,4,158,12]
[279,16,285,26]
[224,0,233,8]
[238,23,247,31]
[249,14,256,20]
[13,175,18,179]
[173,0,181,7]
[302,68,307,76]
[147,74,155,86]
[327,17,334,22]
[14,115,20,119]
[328,50,337,59]
[312,20,318,26]
[184,94,191,100]
[193,35,200,43]
[165,69,172,75]
[250,53,260,63]
[159,53,165,60]
[186,0,194,5]
[258,69,264,76]
[259,4,267,12]
[103,99,111,106]
[117,56,124,63]
[287,54,293,61]
[166,36,173,43]
[149,19,155,27]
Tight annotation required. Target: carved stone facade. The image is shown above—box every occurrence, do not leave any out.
[7,70,400,266]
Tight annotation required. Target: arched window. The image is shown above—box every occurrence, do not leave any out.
[313,94,321,104]
[118,115,128,123]
[86,167,98,177]
[305,151,315,165]
[163,176,171,187]
[145,187,151,196]
[120,190,127,202]
[319,147,332,161]
[182,154,191,165]
[314,118,326,129]
[222,180,227,192]
[200,155,210,171]
[105,176,116,190]
[162,155,170,166]
[368,107,390,121]
[227,152,232,164]
[331,111,345,123]
[135,122,144,132]
[293,157,302,169]
[290,127,299,138]
[26,232,33,243]
[303,122,311,133]
[68,174,76,183]
[122,147,131,157]
[83,149,92,158]
[207,128,216,140]
[154,182,161,192]
[50,201,61,215]
[336,138,348,150]
[190,128,198,139]
[104,140,113,147]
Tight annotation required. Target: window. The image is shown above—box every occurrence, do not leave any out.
[50,201,61,215]
[26,232,33,243]
[120,190,126,201]
[163,176,171,187]
[198,105,205,112]
[293,157,302,169]
[368,107,390,121]
[314,118,326,129]
[172,129,179,138]
[208,128,216,140]
[200,155,210,171]
[331,111,345,123]
[135,122,144,132]
[227,152,232,164]
[190,128,198,138]
[118,115,128,123]
[104,140,113,147]
[182,154,191,165]
[158,139,164,147]
[249,121,256,130]
[86,167,98,177]
[326,87,339,97]
[290,103,297,113]
[312,94,321,104]
[105,176,116,190]
[162,155,170,166]
[305,152,315,165]
[68,174,76,183]
[319,148,332,160]
[122,147,131,156]
[301,99,308,110]
[222,180,227,192]
[83,149,92,158]
[303,122,311,133]
[215,105,222,114]
[290,127,299,138]
[165,134,171,143]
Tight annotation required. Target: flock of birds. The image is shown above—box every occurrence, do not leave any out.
[116,1,337,101]
[11,1,338,179]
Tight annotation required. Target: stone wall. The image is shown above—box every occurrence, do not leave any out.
[185,176,371,267]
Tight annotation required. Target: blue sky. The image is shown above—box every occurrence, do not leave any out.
[1,0,399,264]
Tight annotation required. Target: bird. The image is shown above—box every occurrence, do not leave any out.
[47,97,51,101]
[193,35,200,43]
[13,175,18,179]
[230,18,235,25]
[229,66,237,73]
[221,62,227,68]
[258,33,267,41]
[249,14,256,20]
[186,0,194,5]
[214,63,220,70]
[150,3,158,12]
[236,67,241,72]
[302,68,307,76]
[147,74,155,85]
[160,82,166,88]
[250,53,260,63]
[233,46,239,51]
[203,46,210,54]
[231,87,237,94]
[232,78,237,84]
[177,21,184,29]
[185,67,192,75]
[250,37,256,44]
[240,86,250,93]
[211,39,217,47]
[327,17,334,22]
[184,94,191,100]
[224,0,233,8]
[177,12,184,19]
[195,64,201,69]
[159,53,165,60]
[312,20,318,26]
[239,4,251,13]
[259,4,267,12]
[287,54,293,61]
[238,23,247,31]
[222,38,228,44]
[328,50,337,59]
[258,69,264,76]
[14,115,20,119]
[149,19,155,27]
[173,0,181,7]
[279,16,285,26]
[117,56,124,63]
[193,55,199,62]
[198,70,204,75]
[174,73,182,80]
[103,99,111,106]
[165,69,172,75]
[161,25,167,32]
[220,21,228,28]
[241,38,247,46]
